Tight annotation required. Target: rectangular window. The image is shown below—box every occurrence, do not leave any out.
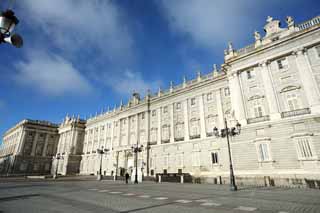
[163,106,168,113]
[258,143,270,161]
[211,152,219,164]
[315,46,320,57]
[296,137,313,159]
[247,70,253,79]
[141,113,145,120]
[224,88,230,96]
[277,58,289,70]
[207,93,212,101]
[287,93,300,111]
[192,152,200,166]
[152,110,156,116]
[191,98,196,106]
[176,102,181,110]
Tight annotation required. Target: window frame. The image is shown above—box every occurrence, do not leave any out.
[294,136,317,161]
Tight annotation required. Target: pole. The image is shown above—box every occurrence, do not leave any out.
[98,152,103,180]
[146,142,150,176]
[115,151,119,180]
[225,118,237,191]
[134,141,138,184]
[54,157,59,179]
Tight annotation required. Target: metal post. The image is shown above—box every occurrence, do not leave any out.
[115,151,119,180]
[134,141,138,184]
[146,142,150,176]
[225,118,237,191]
[54,157,59,179]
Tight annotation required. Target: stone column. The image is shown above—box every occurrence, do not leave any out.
[157,107,162,145]
[42,133,49,157]
[199,94,206,138]
[110,121,115,150]
[228,72,247,125]
[146,109,150,145]
[91,129,95,152]
[295,48,320,113]
[136,114,139,144]
[16,127,26,155]
[183,99,189,141]
[170,104,174,143]
[117,120,121,147]
[127,117,130,146]
[30,132,39,156]
[260,61,281,120]
[216,89,225,129]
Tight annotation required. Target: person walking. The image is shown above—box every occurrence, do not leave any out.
[125,172,130,184]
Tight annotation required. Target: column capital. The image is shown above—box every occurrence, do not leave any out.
[293,47,307,56]
[259,60,270,67]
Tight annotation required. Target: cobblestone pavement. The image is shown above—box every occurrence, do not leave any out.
[0,179,320,213]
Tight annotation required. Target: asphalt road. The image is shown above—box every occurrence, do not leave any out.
[0,178,320,213]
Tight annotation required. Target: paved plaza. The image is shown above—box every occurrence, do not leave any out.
[0,178,320,213]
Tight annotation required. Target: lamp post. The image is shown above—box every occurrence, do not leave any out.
[213,118,241,191]
[146,142,151,176]
[0,9,23,48]
[97,146,109,181]
[131,141,143,184]
[53,154,62,179]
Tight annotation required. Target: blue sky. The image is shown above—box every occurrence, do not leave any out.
[0,0,319,141]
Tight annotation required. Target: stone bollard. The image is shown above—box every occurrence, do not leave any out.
[180,175,184,184]
[158,175,161,183]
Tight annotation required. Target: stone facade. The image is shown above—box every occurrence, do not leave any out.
[52,116,86,175]
[1,15,320,187]
[0,119,59,176]
[78,15,320,187]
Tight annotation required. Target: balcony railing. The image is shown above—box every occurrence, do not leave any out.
[297,16,320,30]
[174,137,184,142]
[190,134,201,140]
[161,139,170,144]
[281,108,311,118]
[247,115,270,124]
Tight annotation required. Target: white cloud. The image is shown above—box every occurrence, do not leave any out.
[102,69,162,96]
[158,0,271,49]
[20,0,133,59]
[14,50,92,96]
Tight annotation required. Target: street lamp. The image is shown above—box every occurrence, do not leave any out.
[53,154,62,179]
[213,118,241,191]
[97,146,109,181]
[0,9,23,48]
[131,141,143,184]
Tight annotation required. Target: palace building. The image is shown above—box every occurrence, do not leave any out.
[1,15,320,187]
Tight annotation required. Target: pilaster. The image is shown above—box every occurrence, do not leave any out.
[228,72,247,125]
[199,94,206,139]
[295,48,320,113]
[30,132,39,156]
[170,104,174,143]
[157,107,162,145]
[259,61,281,120]
[42,133,49,157]
[216,89,225,129]
[183,99,189,141]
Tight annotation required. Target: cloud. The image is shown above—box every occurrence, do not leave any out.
[14,50,92,96]
[20,0,133,60]
[100,69,162,96]
[158,0,273,49]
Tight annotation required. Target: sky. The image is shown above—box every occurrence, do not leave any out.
[0,0,319,141]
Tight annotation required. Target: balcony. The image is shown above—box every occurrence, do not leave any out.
[281,108,311,118]
[247,115,270,124]
[174,137,184,142]
[206,132,214,137]
[190,134,201,140]
[161,139,170,144]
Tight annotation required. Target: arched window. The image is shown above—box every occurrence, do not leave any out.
[175,122,184,141]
